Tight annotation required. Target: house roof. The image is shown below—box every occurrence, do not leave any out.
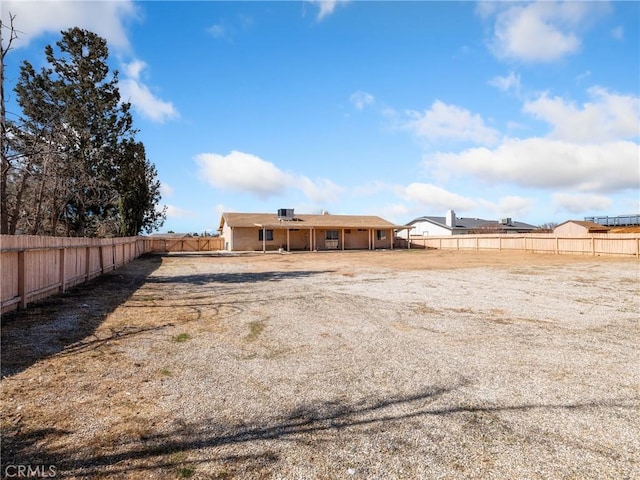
[554,220,610,232]
[407,216,537,231]
[220,212,410,230]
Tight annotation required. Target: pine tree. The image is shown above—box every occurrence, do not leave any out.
[5,26,165,236]
[115,139,166,236]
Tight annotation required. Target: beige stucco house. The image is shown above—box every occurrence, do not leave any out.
[219,210,411,252]
[553,220,610,236]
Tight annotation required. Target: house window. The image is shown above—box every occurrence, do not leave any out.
[376,229,386,240]
[326,230,339,240]
[258,229,273,241]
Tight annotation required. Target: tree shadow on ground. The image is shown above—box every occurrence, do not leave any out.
[146,269,334,286]
[0,254,163,378]
[3,382,636,478]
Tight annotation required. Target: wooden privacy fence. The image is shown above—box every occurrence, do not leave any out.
[409,233,640,257]
[144,237,224,253]
[1,235,146,313]
[0,235,225,313]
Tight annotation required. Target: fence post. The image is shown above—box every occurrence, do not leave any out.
[59,248,66,293]
[85,246,91,280]
[18,250,27,309]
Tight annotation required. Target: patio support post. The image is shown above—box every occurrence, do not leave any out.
[262,226,266,253]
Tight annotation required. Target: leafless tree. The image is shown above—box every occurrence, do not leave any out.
[1,13,19,234]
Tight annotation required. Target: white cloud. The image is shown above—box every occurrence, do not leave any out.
[487,1,609,62]
[196,151,293,198]
[309,0,349,21]
[523,87,640,143]
[205,15,253,42]
[429,138,639,193]
[352,181,390,197]
[119,78,178,123]
[119,63,179,123]
[475,1,499,19]
[207,24,227,39]
[552,193,612,214]
[160,182,174,199]
[1,0,138,50]
[195,150,342,203]
[213,204,227,216]
[398,183,476,212]
[350,91,375,110]
[380,203,411,222]
[123,59,147,80]
[489,71,521,94]
[480,195,535,219]
[611,26,624,41]
[405,100,500,146]
[299,177,344,204]
[575,70,591,84]
[164,205,198,219]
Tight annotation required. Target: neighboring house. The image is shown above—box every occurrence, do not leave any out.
[553,220,610,236]
[401,210,538,237]
[219,209,411,252]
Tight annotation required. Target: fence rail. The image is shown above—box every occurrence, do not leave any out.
[409,233,640,257]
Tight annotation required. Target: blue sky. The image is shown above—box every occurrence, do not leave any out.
[2,1,639,233]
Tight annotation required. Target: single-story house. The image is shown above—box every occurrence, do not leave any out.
[553,220,610,236]
[219,209,412,252]
[400,210,538,237]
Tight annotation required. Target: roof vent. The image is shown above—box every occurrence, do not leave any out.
[278,208,295,220]
[499,218,512,226]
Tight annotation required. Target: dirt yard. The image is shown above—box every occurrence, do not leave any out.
[1,250,639,479]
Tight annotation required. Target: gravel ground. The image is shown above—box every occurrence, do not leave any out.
[1,250,639,479]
